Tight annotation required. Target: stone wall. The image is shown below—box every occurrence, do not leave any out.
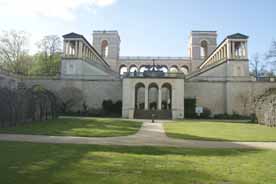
[185,80,276,116]
[185,81,226,115]
[255,88,276,126]
[0,71,18,89]
[24,79,122,110]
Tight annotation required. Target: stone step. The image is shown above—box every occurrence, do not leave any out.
[134,110,172,120]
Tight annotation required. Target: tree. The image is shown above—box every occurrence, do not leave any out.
[33,35,62,75]
[250,53,265,77]
[0,85,58,127]
[266,40,276,73]
[0,30,32,75]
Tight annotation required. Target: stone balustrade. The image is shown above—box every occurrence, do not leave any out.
[199,34,248,69]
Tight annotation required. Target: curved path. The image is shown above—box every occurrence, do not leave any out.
[1,120,276,150]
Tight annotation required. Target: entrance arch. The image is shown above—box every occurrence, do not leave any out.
[161,83,172,110]
[135,83,145,110]
[148,83,159,110]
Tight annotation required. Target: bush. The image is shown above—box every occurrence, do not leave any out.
[213,113,253,120]
[102,99,122,117]
[200,107,211,118]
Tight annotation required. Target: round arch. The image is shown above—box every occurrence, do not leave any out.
[101,40,109,57]
[135,83,145,110]
[119,65,128,75]
[180,66,189,75]
[159,65,169,73]
[200,40,208,58]
[169,65,179,73]
[129,65,138,73]
[161,83,172,110]
[148,83,159,110]
[139,65,149,73]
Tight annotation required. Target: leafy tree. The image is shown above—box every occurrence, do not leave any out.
[32,35,62,75]
[0,30,32,75]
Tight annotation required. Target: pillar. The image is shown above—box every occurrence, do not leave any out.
[78,41,83,58]
[63,41,67,56]
[232,41,235,58]
[244,41,248,58]
[158,86,162,110]
[227,40,231,59]
[145,85,148,110]
[224,45,227,58]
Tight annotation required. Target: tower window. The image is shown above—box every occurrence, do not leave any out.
[200,40,208,59]
[101,40,109,57]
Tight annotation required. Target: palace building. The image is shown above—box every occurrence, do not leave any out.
[2,30,276,119]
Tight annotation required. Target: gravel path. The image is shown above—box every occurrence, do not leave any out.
[1,120,276,149]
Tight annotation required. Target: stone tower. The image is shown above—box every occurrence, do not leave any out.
[188,31,217,70]
[93,31,121,71]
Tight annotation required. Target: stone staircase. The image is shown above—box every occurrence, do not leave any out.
[134,110,172,120]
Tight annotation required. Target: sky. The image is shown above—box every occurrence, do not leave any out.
[0,0,276,59]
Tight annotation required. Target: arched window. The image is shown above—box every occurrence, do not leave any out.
[119,65,128,75]
[135,83,145,110]
[200,40,208,59]
[180,66,189,75]
[101,40,109,57]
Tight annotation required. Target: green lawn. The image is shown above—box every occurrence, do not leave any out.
[0,118,142,137]
[164,120,276,142]
[0,141,276,184]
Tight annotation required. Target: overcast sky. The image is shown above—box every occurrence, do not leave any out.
[0,0,275,59]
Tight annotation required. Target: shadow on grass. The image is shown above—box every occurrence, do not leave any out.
[166,132,232,141]
[0,141,264,184]
[0,118,143,137]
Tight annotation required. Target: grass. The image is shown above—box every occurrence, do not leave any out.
[0,118,142,137]
[164,120,276,142]
[0,141,276,184]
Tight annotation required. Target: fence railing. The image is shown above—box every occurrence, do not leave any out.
[123,72,185,78]
[120,56,191,60]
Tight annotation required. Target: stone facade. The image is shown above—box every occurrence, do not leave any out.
[122,77,184,119]
[1,30,275,120]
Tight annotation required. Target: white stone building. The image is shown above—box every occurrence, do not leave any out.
[2,30,275,120]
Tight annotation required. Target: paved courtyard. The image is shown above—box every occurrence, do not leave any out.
[1,120,276,149]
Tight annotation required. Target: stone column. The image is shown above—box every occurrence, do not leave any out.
[78,41,82,58]
[244,41,248,58]
[227,40,231,59]
[145,85,149,110]
[158,86,162,110]
[224,45,227,58]
[63,41,67,56]
[232,41,235,58]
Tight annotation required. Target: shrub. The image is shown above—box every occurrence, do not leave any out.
[200,107,211,118]
[102,99,122,117]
